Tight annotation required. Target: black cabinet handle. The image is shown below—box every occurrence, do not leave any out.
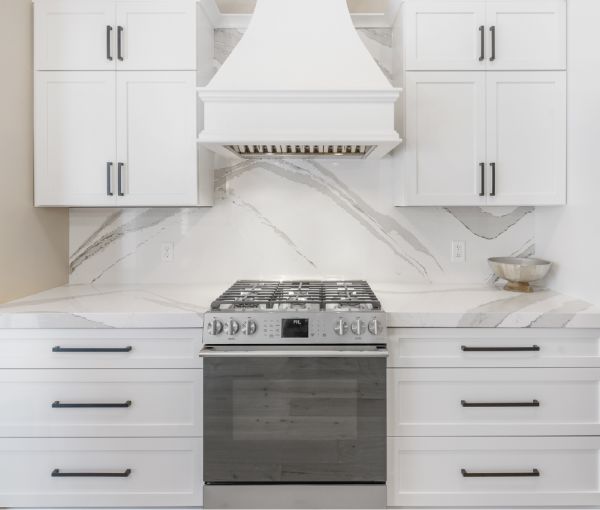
[52,401,132,409]
[462,345,540,352]
[490,162,496,196]
[462,468,539,478]
[479,162,485,196]
[117,26,124,61]
[118,163,125,196]
[52,469,131,478]
[106,162,113,196]
[106,25,113,61]
[479,26,485,61]
[490,26,496,61]
[52,346,133,353]
[462,400,540,408]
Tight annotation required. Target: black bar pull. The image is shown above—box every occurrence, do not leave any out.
[490,162,496,196]
[479,162,485,196]
[117,26,124,61]
[462,468,539,478]
[106,26,113,61]
[490,26,496,61]
[462,400,540,408]
[52,401,132,409]
[52,469,131,478]
[106,162,113,196]
[117,163,125,196]
[52,346,133,353]
[479,26,485,61]
[462,345,540,352]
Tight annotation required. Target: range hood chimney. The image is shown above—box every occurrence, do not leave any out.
[197,0,401,160]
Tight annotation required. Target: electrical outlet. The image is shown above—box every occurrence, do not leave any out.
[451,240,466,264]
[161,242,175,262]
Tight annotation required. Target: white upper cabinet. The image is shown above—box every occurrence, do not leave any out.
[34,0,196,71]
[404,2,487,71]
[403,0,566,71]
[34,0,116,71]
[486,0,567,70]
[34,72,117,207]
[402,72,486,206]
[486,71,566,206]
[116,72,198,206]
[115,1,196,71]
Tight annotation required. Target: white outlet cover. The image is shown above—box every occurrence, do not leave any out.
[451,240,466,264]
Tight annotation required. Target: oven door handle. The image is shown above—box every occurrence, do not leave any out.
[200,346,388,358]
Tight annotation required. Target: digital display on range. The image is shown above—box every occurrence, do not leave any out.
[281,318,309,338]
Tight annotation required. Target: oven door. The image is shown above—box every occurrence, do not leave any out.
[201,344,387,484]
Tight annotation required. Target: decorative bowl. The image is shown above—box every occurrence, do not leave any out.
[488,257,552,293]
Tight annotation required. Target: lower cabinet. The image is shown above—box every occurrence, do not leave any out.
[388,436,600,507]
[0,437,203,508]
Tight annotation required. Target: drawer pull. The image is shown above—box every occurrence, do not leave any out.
[52,468,131,478]
[462,468,539,478]
[461,345,540,352]
[52,401,132,409]
[461,400,540,408]
[52,346,133,353]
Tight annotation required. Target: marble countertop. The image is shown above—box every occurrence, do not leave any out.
[0,283,599,329]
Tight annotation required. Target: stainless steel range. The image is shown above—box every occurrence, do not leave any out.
[201,280,387,510]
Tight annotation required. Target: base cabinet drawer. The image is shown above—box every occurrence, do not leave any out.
[388,367,600,436]
[0,369,202,437]
[388,329,600,368]
[388,436,600,507]
[0,437,203,507]
[0,329,203,368]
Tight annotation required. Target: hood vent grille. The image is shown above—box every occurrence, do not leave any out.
[225,144,376,159]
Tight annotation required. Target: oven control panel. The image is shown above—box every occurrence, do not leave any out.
[203,312,387,344]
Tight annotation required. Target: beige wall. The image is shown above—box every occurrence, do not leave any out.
[0,0,68,303]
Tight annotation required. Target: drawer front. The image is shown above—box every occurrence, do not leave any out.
[0,369,202,437]
[388,436,600,507]
[389,368,600,436]
[0,329,203,368]
[388,328,600,367]
[0,437,202,507]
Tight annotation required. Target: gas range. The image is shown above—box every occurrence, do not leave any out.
[202,280,387,345]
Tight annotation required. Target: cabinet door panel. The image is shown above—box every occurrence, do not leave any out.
[404,1,486,71]
[116,71,197,206]
[34,0,116,71]
[486,72,566,206]
[115,0,196,70]
[403,72,486,206]
[487,0,566,70]
[35,72,117,207]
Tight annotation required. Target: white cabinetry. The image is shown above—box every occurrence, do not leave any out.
[33,0,213,207]
[396,0,567,207]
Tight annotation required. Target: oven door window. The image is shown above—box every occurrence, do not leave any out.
[204,356,386,484]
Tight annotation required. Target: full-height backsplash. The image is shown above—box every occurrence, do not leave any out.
[68,28,535,286]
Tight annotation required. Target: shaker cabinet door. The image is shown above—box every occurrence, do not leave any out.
[34,72,117,207]
[404,1,486,71]
[34,0,116,71]
[116,71,198,206]
[486,0,567,70]
[402,72,487,206]
[486,71,566,206]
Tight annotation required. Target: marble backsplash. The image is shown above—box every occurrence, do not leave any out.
[68,28,535,285]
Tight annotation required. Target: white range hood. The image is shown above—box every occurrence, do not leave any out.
[197,0,401,160]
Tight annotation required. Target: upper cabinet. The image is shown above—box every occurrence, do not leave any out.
[404,0,566,71]
[34,0,197,71]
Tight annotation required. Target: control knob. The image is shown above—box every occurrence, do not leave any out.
[333,318,348,336]
[351,319,366,336]
[207,319,223,336]
[368,319,383,336]
[224,319,240,336]
[242,320,258,336]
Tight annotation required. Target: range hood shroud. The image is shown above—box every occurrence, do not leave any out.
[197,0,401,160]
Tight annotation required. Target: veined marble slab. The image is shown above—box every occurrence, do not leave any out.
[0,283,598,330]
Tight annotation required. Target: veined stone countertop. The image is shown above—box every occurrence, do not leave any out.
[0,283,599,329]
